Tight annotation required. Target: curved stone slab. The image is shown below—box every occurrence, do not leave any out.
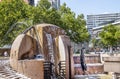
[10,34,37,70]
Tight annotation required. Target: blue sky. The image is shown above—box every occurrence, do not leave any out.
[60,0,120,19]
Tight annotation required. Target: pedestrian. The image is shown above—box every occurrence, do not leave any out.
[80,48,87,75]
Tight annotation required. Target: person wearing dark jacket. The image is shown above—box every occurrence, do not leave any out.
[80,48,87,75]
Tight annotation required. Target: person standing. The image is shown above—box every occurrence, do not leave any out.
[80,48,87,75]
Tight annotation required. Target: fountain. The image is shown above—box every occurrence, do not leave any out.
[10,24,74,79]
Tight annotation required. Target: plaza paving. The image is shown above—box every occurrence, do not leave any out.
[0,58,30,79]
[0,57,114,79]
[75,74,113,79]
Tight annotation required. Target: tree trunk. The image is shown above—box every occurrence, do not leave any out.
[110,46,113,53]
[94,47,96,54]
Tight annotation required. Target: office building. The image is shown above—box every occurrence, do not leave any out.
[87,13,120,36]
[28,0,34,6]
[0,0,60,9]
[34,0,60,9]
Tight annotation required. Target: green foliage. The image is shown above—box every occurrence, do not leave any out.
[32,2,89,43]
[75,50,80,54]
[58,3,89,43]
[0,0,89,46]
[91,38,105,49]
[0,0,32,46]
[32,0,61,26]
[91,38,97,47]
[115,27,120,45]
[99,24,120,47]
[115,31,120,40]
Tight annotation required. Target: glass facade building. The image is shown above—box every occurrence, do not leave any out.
[87,13,120,35]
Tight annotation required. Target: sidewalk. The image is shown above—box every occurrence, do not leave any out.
[74,74,113,79]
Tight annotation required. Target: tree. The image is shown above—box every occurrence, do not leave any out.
[115,26,120,44]
[33,1,89,43]
[0,0,89,46]
[59,3,89,43]
[0,0,32,46]
[91,38,97,48]
[32,0,61,26]
[99,24,120,53]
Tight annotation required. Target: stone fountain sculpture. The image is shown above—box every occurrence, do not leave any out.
[10,24,74,79]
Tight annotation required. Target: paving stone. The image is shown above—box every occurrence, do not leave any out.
[0,59,31,79]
